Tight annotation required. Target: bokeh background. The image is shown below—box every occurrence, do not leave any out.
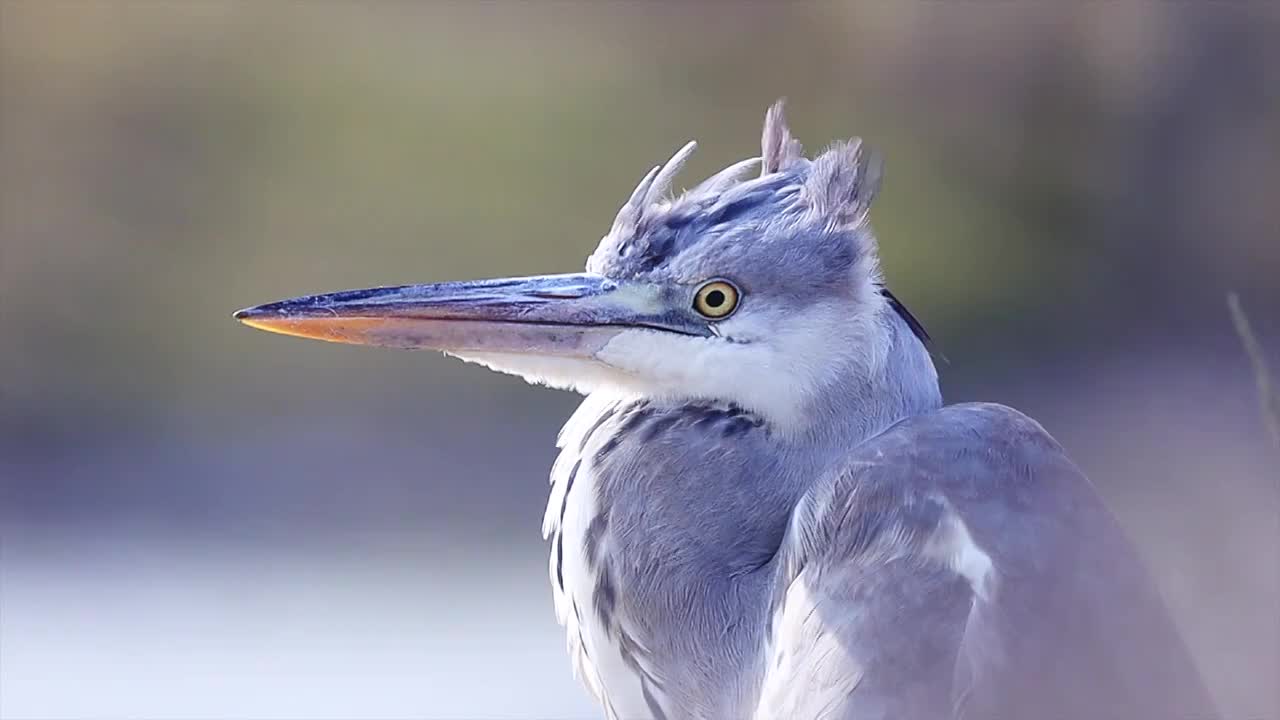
[1,2,1278,718]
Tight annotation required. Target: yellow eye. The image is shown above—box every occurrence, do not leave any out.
[693,280,740,319]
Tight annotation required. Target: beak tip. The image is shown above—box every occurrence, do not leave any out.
[234,306,272,325]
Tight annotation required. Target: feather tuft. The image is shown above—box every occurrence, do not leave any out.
[645,141,698,207]
[762,99,804,175]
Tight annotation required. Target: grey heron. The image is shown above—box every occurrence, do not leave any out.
[234,102,1216,720]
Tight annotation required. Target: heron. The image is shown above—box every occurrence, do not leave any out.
[234,102,1216,720]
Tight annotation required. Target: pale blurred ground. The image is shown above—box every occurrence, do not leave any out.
[1,2,1278,719]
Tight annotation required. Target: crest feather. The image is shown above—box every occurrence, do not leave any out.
[689,156,760,196]
[646,141,698,207]
[804,138,883,228]
[610,164,661,237]
[762,99,804,175]
[608,141,698,241]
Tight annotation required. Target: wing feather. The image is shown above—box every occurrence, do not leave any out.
[756,402,1216,720]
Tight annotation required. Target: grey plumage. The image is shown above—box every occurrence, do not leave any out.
[760,404,1213,720]
[235,101,1217,720]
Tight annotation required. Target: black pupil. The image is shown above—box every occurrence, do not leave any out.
[705,289,726,308]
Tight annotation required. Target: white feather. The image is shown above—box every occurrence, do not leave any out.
[924,499,997,600]
[596,305,888,435]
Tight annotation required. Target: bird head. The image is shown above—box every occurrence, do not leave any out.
[235,101,933,432]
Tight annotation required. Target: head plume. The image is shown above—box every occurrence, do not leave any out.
[761,99,805,175]
[590,99,898,301]
[583,101,934,428]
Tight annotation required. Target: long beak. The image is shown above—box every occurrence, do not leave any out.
[233,273,704,358]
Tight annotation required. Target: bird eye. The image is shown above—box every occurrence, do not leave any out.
[693,280,740,319]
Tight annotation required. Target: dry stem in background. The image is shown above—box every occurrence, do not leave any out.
[1228,293,1280,450]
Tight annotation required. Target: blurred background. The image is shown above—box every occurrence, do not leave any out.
[1,2,1277,718]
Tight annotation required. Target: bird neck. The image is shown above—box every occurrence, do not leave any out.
[545,314,940,716]
[547,316,940,716]
[788,309,942,448]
